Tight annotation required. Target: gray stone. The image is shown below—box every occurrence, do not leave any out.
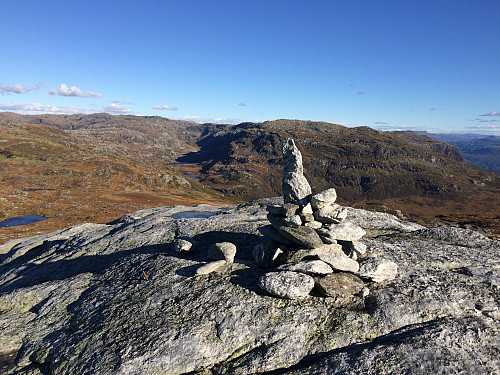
[173,238,194,253]
[317,222,366,242]
[304,220,323,229]
[318,252,360,273]
[258,224,294,245]
[277,225,324,249]
[208,242,237,263]
[282,203,300,217]
[195,260,226,275]
[258,271,315,299]
[300,213,316,222]
[277,260,334,275]
[314,204,348,224]
[253,239,284,268]
[315,272,365,300]
[266,205,283,215]
[358,257,398,282]
[282,138,312,205]
[301,203,313,214]
[283,215,302,228]
[1,198,499,374]
[310,188,337,210]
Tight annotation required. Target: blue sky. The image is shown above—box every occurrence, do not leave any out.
[1,0,499,134]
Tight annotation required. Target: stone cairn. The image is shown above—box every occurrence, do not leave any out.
[256,138,397,300]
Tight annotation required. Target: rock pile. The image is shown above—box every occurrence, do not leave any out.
[257,138,397,300]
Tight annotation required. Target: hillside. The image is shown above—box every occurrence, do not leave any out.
[0,118,234,242]
[1,114,499,240]
[417,132,500,174]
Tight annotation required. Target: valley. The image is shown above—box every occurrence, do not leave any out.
[1,113,499,243]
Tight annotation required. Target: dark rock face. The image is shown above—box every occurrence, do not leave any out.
[0,199,499,374]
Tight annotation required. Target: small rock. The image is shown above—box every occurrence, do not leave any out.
[318,252,359,273]
[283,215,302,228]
[300,213,315,222]
[314,205,348,224]
[339,240,368,256]
[173,239,194,253]
[258,271,315,299]
[196,260,226,275]
[315,272,365,299]
[304,221,323,229]
[317,222,366,242]
[208,242,237,263]
[277,260,333,275]
[267,205,283,215]
[310,188,337,210]
[301,203,313,215]
[357,257,398,282]
[282,203,300,217]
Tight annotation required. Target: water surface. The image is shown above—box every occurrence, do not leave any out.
[0,215,48,228]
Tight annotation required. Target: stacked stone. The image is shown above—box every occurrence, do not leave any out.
[257,138,397,301]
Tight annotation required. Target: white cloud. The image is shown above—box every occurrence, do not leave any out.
[103,103,133,114]
[0,82,40,95]
[464,125,500,134]
[112,99,135,105]
[0,102,87,114]
[153,105,178,111]
[49,83,102,98]
[480,112,500,116]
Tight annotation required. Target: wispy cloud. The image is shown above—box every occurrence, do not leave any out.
[49,83,102,98]
[0,102,87,114]
[357,91,366,95]
[238,103,247,107]
[112,99,135,105]
[0,82,40,95]
[429,108,436,111]
[374,121,387,125]
[153,105,178,111]
[480,112,500,116]
[103,103,133,114]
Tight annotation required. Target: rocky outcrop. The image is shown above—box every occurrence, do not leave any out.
[0,198,499,374]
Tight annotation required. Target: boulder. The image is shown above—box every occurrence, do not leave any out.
[318,252,360,273]
[283,215,302,228]
[173,238,194,253]
[208,242,237,263]
[258,271,315,299]
[258,224,294,245]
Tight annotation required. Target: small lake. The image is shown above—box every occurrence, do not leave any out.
[0,215,48,228]
[182,173,200,181]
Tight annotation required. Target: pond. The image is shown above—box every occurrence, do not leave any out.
[0,215,48,228]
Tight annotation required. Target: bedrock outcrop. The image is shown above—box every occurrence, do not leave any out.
[0,199,499,374]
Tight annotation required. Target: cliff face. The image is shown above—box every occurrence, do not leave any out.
[1,199,498,374]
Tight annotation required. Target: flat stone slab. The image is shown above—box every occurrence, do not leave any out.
[317,222,366,242]
[277,260,333,275]
[278,225,324,249]
[317,251,360,273]
[258,271,315,299]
